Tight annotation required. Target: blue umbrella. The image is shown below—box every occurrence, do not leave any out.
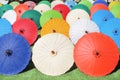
[93,0,108,6]
[92,10,114,30]
[65,0,77,9]
[0,18,12,37]
[101,18,120,48]
[0,33,31,75]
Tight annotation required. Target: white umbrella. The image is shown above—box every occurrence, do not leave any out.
[32,33,74,76]
[0,0,9,4]
[34,4,51,14]
[69,19,100,44]
[88,0,95,3]
[51,0,64,8]
[2,10,17,25]
[66,9,90,25]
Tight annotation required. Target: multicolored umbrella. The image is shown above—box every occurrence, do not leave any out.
[2,10,17,25]
[100,18,120,48]
[0,4,13,17]
[92,10,114,30]
[21,10,41,29]
[40,10,63,27]
[90,3,109,17]
[32,33,74,76]
[0,18,12,37]
[41,18,70,37]
[66,9,90,25]
[69,19,100,44]
[24,1,36,10]
[74,32,119,76]
[12,18,38,45]
[0,33,31,75]
[53,4,70,20]
[34,4,51,14]
[14,4,29,20]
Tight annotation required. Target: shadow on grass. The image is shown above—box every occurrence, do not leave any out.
[110,60,120,74]
[66,63,77,73]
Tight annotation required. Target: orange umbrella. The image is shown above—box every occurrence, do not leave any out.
[90,4,109,17]
[74,32,119,76]
[41,18,70,37]
[14,4,29,20]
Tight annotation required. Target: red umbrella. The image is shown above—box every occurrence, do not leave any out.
[12,18,38,45]
[74,32,119,76]
[14,4,29,20]
[90,4,109,18]
[53,4,70,20]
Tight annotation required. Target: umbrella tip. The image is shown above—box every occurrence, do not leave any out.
[51,50,57,56]
[5,49,13,56]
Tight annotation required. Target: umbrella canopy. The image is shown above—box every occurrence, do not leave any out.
[24,1,36,10]
[74,32,119,76]
[69,19,100,44]
[93,0,108,6]
[92,10,114,30]
[12,18,38,45]
[34,4,51,14]
[41,18,70,37]
[51,0,64,8]
[108,1,120,10]
[52,4,70,20]
[65,0,77,9]
[72,4,90,15]
[14,4,29,20]
[39,0,51,7]
[32,33,74,76]
[110,4,120,18]
[78,0,92,9]
[0,4,13,17]
[0,18,12,37]
[66,9,90,25]
[0,33,31,75]
[100,18,120,48]
[90,4,109,17]
[9,1,20,9]
[88,0,95,3]
[2,10,17,25]
[40,10,63,27]
[0,0,9,4]
[21,10,41,29]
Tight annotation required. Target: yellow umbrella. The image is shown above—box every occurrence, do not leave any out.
[41,18,70,37]
[108,1,120,9]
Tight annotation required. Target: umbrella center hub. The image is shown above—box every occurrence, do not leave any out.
[20,29,24,34]
[93,50,101,58]
[53,29,56,33]
[5,49,13,56]
[51,50,57,56]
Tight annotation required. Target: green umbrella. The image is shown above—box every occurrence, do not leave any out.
[79,0,92,9]
[0,4,13,17]
[9,1,20,9]
[38,1,51,7]
[72,4,90,15]
[110,4,120,18]
[21,10,41,29]
[40,10,63,27]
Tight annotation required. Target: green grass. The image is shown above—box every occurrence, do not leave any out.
[0,60,120,80]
